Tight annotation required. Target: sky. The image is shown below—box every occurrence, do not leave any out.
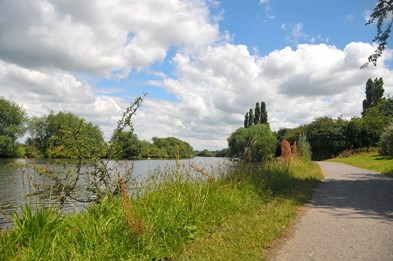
[1,0,392,150]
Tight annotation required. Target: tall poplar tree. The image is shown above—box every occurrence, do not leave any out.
[254,102,261,125]
[362,77,384,116]
[244,112,249,128]
[260,101,268,124]
[248,108,254,128]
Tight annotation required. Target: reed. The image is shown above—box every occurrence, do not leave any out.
[0,158,322,260]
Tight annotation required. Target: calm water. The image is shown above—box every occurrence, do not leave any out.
[0,157,232,229]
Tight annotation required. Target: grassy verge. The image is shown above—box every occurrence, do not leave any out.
[329,152,393,177]
[0,159,322,260]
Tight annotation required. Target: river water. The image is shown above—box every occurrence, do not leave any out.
[0,157,232,229]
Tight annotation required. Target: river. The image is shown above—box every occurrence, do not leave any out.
[0,157,233,230]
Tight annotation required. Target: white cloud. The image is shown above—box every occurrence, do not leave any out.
[133,42,393,149]
[1,1,393,152]
[0,0,219,76]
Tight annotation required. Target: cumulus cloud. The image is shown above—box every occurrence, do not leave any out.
[0,0,219,76]
[133,42,393,149]
[1,1,393,151]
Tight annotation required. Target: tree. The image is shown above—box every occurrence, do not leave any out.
[306,117,347,160]
[151,137,194,158]
[362,78,384,115]
[260,101,268,125]
[254,102,261,125]
[110,131,142,159]
[248,108,254,128]
[0,97,26,157]
[380,124,393,156]
[227,124,277,162]
[27,112,106,158]
[244,112,249,128]
[363,0,393,67]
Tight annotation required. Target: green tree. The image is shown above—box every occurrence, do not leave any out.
[362,78,384,115]
[248,108,254,128]
[0,97,26,157]
[380,124,393,156]
[244,112,249,128]
[363,0,393,67]
[110,131,142,159]
[260,101,268,125]
[28,112,106,158]
[227,124,277,162]
[254,102,261,125]
[152,137,194,158]
[306,117,348,160]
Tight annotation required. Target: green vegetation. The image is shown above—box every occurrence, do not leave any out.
[244,101,268,128]
[380,124,393,156]
[0,97,26,158]
[277,77,393,160]
[0,157,322,260]
[329,150,393,177]
[363,0,393,67]
[228,124,276,162]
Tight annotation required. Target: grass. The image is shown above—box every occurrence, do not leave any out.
[0,158,323,260]
[329,151,393,177]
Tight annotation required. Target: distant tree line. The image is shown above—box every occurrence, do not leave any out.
[277,77,393,160]
[0,97,194,159]
[228,77,393,161]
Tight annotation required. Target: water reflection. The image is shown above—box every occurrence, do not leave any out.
[0,157,232,229]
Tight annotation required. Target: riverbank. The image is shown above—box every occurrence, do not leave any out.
[328,151,393,177]
[0,159,322,260]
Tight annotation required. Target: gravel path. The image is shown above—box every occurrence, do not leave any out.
[270,161,393,261]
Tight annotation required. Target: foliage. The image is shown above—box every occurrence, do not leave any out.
[151,137,194,158]
[305,116,348,160]
[380,124,393,156]
[0,97,26,157]
[363,0,393,67]
[26,96,145,203]
[281,140,292,160]
[228,124,277,162]
[362,78,384,115]
[244,101,269,128]
[1,159,322,260]
[298,134,312,162]
[27,112,106,159]
[110,131,142,159]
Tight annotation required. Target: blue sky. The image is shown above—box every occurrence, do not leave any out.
[0,0,392,150]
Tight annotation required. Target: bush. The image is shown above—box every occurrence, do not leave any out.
[380,124,393,157]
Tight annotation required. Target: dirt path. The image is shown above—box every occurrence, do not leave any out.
[269,161,393,261]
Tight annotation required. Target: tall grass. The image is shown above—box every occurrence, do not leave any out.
[0,158,322,260]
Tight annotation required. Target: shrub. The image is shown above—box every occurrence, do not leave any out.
[380,124,393,157]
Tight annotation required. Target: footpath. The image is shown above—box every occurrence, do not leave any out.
[270,161,393,261]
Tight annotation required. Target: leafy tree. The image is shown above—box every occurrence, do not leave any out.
[151,137,194,158]
[110,131,142,159]
[32,95,145,203]
[362,78,384,115]
[244,112,249,128]
[344,117,367,149]
[27,112,106,158]
[227,124,277,162]
[306,117,348,160]
[363,0,393,67]
[260,101,268,125]
[254,102,261,125]
[0,97,26,157]
[380,124,393,156]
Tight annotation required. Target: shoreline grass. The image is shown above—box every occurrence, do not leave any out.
[0,159,322,260]
[328,151,393,177]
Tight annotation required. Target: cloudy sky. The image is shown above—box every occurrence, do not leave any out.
[1,0,392,150]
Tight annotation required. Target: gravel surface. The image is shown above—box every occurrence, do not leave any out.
[270,161,393,261]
